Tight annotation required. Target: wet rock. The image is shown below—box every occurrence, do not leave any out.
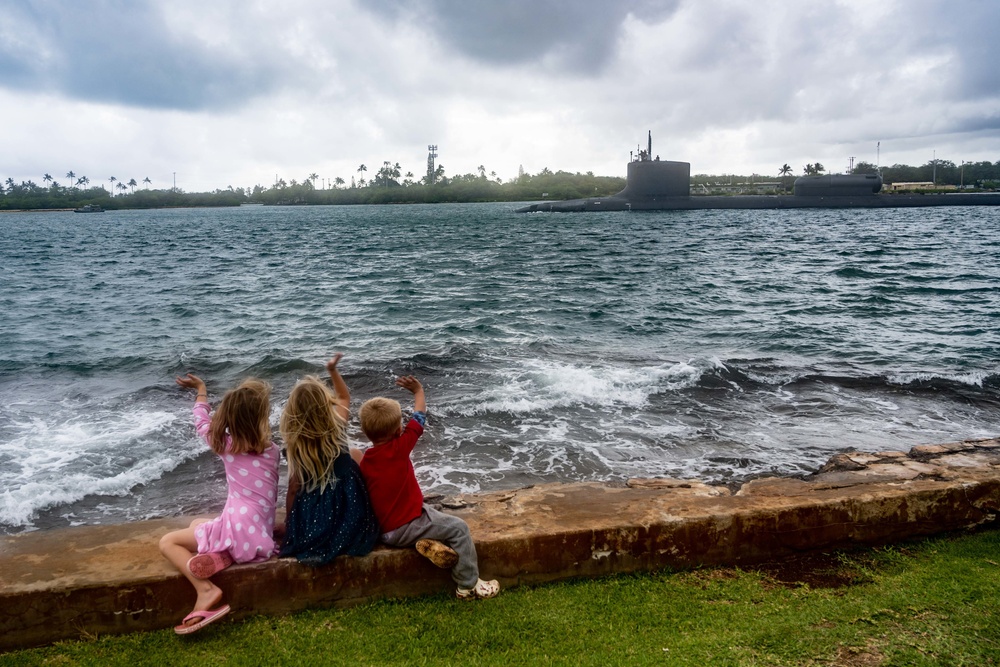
[816,453,868,473]
[626,478,731,496]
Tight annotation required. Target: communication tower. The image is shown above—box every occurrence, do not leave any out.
[427,145,438,184]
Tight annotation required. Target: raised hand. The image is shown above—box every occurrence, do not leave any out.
[175,373,206,392]
[325,353,344,375]
[395,375,422,393]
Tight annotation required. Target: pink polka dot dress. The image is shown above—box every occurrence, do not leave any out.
[190,402,279,563]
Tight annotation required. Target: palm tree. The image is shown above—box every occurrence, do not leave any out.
[143,177,151,189]
[43,173,53,186]
[778,164,793,193]
[334,176,344,189]
[77,176,89,189]
[116,182,128,195]
[127,178,137,194]
[307,173,319,189]
[357,164,367,187]
[66,171,76,190]
[108,176,117,195]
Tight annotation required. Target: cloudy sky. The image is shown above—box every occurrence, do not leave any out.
[2,0,998,192]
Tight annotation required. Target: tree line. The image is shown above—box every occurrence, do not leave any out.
[849,159,998,188]
[0,164,626,210]
[780,159,999,187]
[693,158,1000,194]
[3,156,998,211]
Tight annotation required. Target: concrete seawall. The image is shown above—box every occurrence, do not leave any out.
[2,438,999,651]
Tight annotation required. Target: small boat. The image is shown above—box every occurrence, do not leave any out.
[74,204,105,213]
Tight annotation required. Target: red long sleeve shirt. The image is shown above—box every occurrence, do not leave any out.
[359,419,425,533]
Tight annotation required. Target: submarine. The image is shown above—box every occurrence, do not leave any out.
[515,133,1000,212]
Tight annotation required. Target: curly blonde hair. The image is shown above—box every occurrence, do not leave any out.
[280,376,348,493]
[208,378,271,455]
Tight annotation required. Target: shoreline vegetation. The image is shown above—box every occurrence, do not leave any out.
[3,158,998,211]
[2,528,997,664]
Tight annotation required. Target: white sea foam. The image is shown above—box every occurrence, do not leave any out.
[0,406,194,528]
[3,205,999,530]
[449,358,704,417]
[887,369,993,388]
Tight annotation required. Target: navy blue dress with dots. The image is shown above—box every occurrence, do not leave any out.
[279,450,379,565]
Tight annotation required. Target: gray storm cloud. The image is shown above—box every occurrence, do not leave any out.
[1,0,998,192]
[364,0,682,73]
[0,0,291,111]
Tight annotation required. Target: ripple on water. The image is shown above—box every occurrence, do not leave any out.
[0,204,998,532]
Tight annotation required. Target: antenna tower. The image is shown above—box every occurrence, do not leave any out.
[427,145,438,184]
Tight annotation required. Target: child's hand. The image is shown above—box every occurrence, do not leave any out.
[175,373,206,392]
[326,354,350,420]
[395,375,422,394]
[325,353,344,375]
[396,376,426,413]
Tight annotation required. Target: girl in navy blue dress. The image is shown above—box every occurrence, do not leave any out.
[277,353,379,564]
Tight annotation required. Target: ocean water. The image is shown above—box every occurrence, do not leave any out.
[1,203,998,534]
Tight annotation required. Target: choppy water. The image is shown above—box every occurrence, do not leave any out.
[1,203,998,533]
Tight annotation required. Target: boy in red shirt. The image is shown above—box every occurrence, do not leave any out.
[358,375,499,599]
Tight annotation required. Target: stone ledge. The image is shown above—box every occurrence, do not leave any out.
[2,437,999,651]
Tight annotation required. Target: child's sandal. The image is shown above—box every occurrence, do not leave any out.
[187,551,234,579]
[456,578,500,600]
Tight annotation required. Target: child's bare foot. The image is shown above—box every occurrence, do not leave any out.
[186,586,224,621]
[174,583,226,633]
[416,539,459,569]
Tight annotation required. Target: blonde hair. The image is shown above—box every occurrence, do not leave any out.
[280,376,348,493]
[359,397,402,443]
[208,378,271,456]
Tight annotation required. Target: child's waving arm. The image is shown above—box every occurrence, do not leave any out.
[326,353,350,421]
[176,374,211,440]
[396,375,426,413]
[175,373,208,404]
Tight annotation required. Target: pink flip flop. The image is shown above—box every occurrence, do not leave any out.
[187,551,234,579]
[174,604,231,635]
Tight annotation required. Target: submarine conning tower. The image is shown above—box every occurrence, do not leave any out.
[619,130,691,199]
[619,158,691,199]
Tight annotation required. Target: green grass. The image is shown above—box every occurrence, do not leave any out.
[5,530,1000,666]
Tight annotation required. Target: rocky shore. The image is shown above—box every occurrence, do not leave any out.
[2,438,998,651]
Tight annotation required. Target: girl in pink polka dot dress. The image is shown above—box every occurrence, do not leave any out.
[159,374,280,634]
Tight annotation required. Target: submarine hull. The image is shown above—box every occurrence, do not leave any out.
[515,139,1000,212]
[516,193,1000,213]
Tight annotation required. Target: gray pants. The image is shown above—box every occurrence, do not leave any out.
[381,504,479,589]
